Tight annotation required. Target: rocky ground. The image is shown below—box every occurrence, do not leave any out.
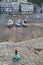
[0,24,43,42]
[0,38,43,65]
[0,14,43,65]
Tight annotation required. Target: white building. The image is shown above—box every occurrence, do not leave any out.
[21,2,34,12]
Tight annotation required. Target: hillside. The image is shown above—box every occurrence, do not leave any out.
[0,38,43,65]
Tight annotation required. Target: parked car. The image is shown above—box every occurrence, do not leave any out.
[7,19,13,28]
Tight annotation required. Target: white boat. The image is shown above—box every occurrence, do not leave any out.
[22,20,28,27]
[7,19,13,28]
[15,19,22,27]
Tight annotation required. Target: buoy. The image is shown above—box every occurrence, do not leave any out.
[13,50,20,60]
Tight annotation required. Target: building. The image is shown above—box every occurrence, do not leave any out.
[21,2,34,12]
[42,4,43,12]
[0,0,34,14]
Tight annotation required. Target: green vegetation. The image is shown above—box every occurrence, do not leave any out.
[27,0,43,6]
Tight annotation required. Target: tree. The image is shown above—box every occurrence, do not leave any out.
[27,0,43,6]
